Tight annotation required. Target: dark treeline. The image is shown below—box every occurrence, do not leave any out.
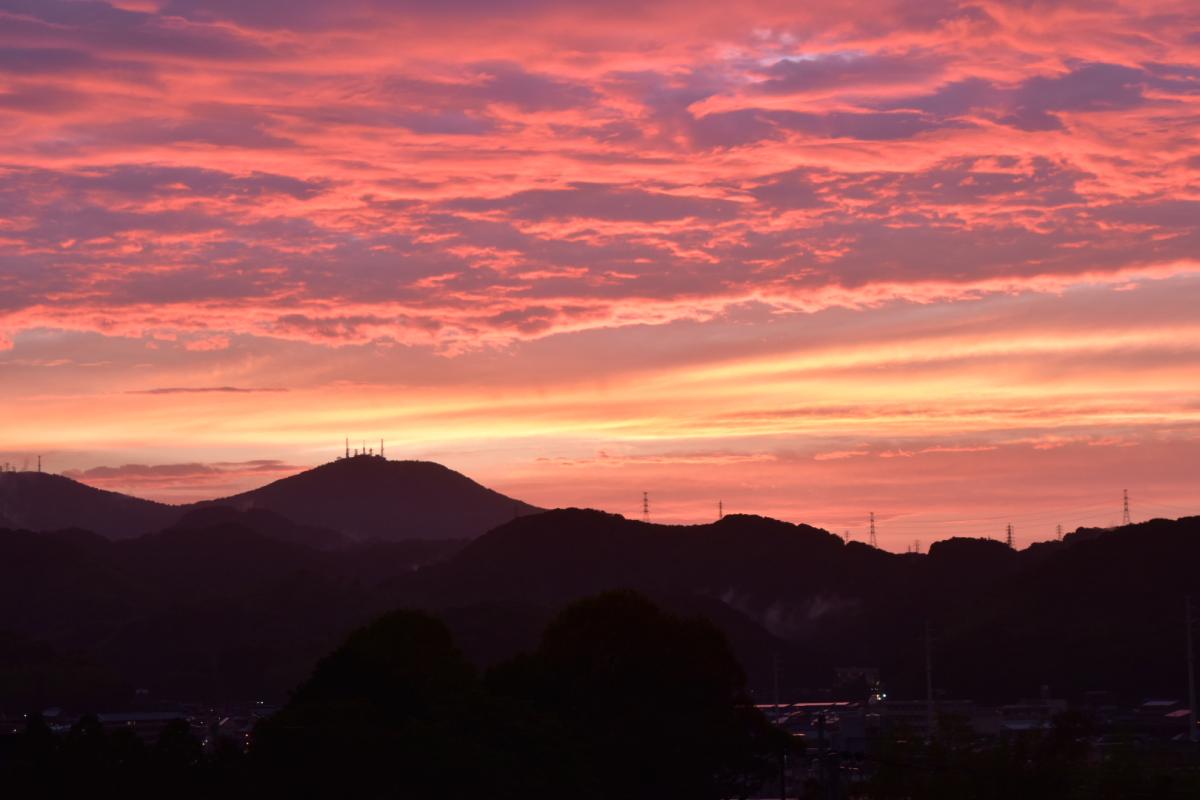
[1,592,788,799]
[5,591,1200,798]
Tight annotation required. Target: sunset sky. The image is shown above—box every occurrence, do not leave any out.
[2,0,1199,548]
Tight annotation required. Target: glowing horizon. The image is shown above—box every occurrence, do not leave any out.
[2,1,1199,549]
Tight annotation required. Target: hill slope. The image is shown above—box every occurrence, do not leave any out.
[0,457,540,542]
[390,510,1200,701]
[3,506,1198,709]
[195,455,541,542]
[0,471,176,539]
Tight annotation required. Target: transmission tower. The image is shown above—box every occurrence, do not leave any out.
[718,500,723,520]
[869,512,877,548]
[1122,489,1132,526]
[642,491,649,522]
[1005,524,1014,549]
[1056,523,1063,541]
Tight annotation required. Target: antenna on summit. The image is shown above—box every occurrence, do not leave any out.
[345,437,350,459]
[1122,489,1132,526]
[380,438,385,459]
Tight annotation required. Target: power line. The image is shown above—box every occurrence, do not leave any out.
[885,500,1123,526]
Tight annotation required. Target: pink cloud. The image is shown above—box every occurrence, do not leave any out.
[63,459,306,502]
[813,449,870,461]
[0,0,1197,539]
[183,334,231,351]
[0,1,1195,350]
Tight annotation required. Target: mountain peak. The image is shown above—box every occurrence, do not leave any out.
[1,458,541,543]
[202,457,542,542]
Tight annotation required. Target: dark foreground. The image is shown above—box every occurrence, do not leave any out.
[3,591,1199,799]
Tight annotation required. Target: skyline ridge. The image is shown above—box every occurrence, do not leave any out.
[1,452,1189,551]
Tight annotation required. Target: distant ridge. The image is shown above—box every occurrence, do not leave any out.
[0,470,176,539]
[167,506,350,550]
[390,509,1200,700]
[0,456,541,542]
[1,504,1198,708]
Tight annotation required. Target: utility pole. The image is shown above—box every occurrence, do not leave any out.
[1122,489,1132,526]
[925,620,936,741]
[1188,596,1197,744]
[869,512,877,548]
[772,651,786,800]
[773,652,781,707]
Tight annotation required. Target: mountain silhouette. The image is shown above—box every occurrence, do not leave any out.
[167,506,350,550]
[0,471,176,539]
[0,456,540,542]
[388,509,1200,701]
[2,505,1198,710]
[195,456,542,541]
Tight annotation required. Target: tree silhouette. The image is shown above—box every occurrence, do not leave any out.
[252,609,485,798]
[492,591,785,800]
[250,594,783,798]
